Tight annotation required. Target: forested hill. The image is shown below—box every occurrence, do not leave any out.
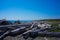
[40,19,60,22]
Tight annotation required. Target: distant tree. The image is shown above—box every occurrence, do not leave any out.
[14,20,21,25]
[0,19,11,25]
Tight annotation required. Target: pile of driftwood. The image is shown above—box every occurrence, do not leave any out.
[0,26,60,40]
[0,20,60,40]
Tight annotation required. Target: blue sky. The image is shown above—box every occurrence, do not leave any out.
[0,0,60,20]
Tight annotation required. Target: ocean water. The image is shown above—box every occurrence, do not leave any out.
[9,20,32,23]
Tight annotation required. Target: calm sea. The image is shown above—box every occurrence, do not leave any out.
[9,20,32,23]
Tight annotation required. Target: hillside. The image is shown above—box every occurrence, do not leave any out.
[40,19,60,22]
[34,19,60,26]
